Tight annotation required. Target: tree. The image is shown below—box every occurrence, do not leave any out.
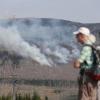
[32,92,41,100]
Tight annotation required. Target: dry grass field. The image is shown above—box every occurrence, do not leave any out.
[0,83,78,100]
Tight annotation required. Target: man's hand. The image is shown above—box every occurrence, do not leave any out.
[74,60,81,69]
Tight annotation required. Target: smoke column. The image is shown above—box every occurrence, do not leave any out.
[0,19,80,66]
[0,26,50,66]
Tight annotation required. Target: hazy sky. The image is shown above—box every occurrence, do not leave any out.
[0,0,100,23]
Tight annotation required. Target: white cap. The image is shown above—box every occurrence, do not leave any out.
[73,27,91,36]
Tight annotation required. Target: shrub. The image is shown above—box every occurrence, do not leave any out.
[32,92,41,100]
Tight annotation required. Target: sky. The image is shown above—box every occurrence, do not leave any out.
[0,0,100,23]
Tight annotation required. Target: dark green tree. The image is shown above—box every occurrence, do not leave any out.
[45,96,48,100]
[32,92,41,100]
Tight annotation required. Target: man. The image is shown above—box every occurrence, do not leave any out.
[73,27,97,100]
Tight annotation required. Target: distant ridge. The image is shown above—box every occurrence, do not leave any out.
[0,18,99,80]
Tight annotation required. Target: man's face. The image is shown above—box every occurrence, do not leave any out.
[76,33,84,44]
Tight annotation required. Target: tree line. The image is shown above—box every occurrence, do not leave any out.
[0,78,78,88]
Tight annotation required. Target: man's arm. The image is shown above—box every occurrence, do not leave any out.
[73,46,91,69]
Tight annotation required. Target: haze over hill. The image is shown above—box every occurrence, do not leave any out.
[0,18,100,80]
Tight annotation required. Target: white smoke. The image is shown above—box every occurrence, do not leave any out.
[0,19,80,66]
[0,26,50,66]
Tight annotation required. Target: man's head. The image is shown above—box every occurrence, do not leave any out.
[75,33,87,44]
[73,27,96,44]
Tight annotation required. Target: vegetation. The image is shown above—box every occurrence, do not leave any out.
[0,92,41,100]
[67,94,77,100]
[0,95,12,100]
[32,92,41,100]
[53,89,62,94]
[0,78,78,88]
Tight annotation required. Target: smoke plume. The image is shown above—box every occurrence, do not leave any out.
[0,26,50,66]
[0,19,80,66]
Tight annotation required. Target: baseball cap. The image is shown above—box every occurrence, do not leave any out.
[73,27,91,36]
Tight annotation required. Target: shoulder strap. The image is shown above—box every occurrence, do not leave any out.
[84,44,98,65]
[84,44,99,54]
[84,44,96,50]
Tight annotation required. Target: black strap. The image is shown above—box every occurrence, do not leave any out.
[84,44,97,66]
[84,44,100,63]
[84,44,96,50]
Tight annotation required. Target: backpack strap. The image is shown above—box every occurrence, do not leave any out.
[84,44,96,50]
[84,44,99,65]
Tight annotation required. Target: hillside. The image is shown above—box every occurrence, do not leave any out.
[0,18,100,80]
